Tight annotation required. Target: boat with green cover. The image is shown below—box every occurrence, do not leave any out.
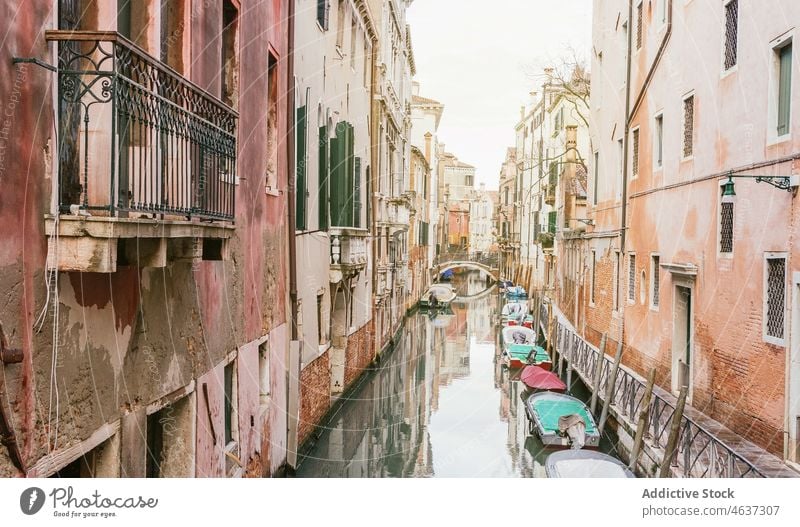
[525,392,600,449]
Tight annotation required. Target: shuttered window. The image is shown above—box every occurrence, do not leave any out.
[329,121,356,227]
[295,105,307,230]
[628,254,636,302]
[632,128,640,177]
[548,211,557,234]
[353,156,362,228]
[778,44,792,137]
[651,255,660,308]
[636,1,643,50]
[720,202,734,253]
[318,126,329,230]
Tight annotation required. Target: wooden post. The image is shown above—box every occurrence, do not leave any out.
[565,337,574,393]
[597,341,623,435]
[589,333,607,415]
[629,368,656,472]
[659,384,688,478]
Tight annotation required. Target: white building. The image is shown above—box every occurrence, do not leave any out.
[468,184,496,254]
[292,0,377,444]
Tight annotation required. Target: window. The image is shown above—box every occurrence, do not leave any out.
[593,152,599,204]
[548,211,557,234]
[317,293,327,345]
[336,0,345,50]
[632,128,640,178]
[223,361,237,446]
[466,175,474,187]
[720,201,734,253]
[636,1,643,50]
[354,157,362,227]
[765,256,786,343]
[295,105,308,230]
[317,0,330,30]
[683,95,694,158]
[350,15,357,69]
[777,43,792,137]
[221,1,239,108]
[590,250,596,304]
[723,0,738,70]
[658,0,667,25]
[628,253,636,303]
[318,125,329,229]
[617,139,624,178]
[650,254,660,308]
[266,53,278,193]
[654,114,663,169]
[259,341,270,409]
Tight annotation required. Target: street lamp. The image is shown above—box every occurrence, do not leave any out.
[719,171,798,198]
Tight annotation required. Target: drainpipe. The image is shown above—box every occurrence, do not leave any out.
[285,0,297,474]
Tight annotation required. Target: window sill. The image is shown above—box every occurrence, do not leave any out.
[767,133,792,148]
[763,335,786,347]
[720,65,738,80]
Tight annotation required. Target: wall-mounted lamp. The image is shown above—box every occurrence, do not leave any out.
[720,171,798,199]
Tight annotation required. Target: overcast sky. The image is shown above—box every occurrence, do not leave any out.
[407,0,593,190]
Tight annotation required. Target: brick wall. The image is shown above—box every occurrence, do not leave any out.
[585,245,620,345]
[298,351,331,445]
[344,321,374,388]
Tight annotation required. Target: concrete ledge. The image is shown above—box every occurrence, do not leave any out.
[45,215,234,239]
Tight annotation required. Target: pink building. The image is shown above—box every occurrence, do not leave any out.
[586,0,800,466]
[0,0,292,477]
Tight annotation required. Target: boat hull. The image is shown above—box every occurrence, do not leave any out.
[525,392,601,449]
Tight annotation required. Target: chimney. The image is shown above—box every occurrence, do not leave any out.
[544,67,554,84]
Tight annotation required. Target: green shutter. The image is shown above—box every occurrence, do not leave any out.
[354,156,362,228]
[295,105,307,230]
[318,126,329,230]
[329,123,346,226]
[548,211,557,234]
[346,123,355,227]
[778,44,792,136]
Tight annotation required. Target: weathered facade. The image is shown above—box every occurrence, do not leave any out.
[497,147,518,279]
[584,0,800,464]
[291,0,377,454]
[0,0,291,477]
[369,0,415,355]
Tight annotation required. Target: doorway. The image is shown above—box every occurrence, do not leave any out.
[672,284,693,398]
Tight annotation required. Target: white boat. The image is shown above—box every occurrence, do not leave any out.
[545,450,635,478]
[419,283,457,308]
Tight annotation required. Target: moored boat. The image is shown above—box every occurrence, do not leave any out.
[520,365,565,392]
[525,392,600,449]
[545,450,635,478]
[500,327,551,369]
[419,283,457,309]
[505,285,528,300]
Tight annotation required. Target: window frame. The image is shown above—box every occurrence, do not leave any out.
[649,254,661,311]
[627,252,637,304]
[631,126,640,179]
[721,0,739,75]
[681,92,695,161]
[590,249,597,307]
[653,112,664,171]
[763,252,788,346]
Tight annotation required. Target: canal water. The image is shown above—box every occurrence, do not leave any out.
[296,271,617,477]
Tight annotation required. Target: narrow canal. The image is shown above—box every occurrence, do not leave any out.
[296,271,617,477]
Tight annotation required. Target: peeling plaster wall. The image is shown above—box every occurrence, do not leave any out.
[0,0,292,475]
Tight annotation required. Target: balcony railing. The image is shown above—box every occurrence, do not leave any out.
[47,31,237,221]
[330,228,368,269]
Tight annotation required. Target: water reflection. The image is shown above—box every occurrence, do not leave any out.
[296,272,609,477]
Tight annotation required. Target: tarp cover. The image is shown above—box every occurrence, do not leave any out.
[521,366,566,391]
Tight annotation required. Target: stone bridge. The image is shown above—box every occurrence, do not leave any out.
[434,252,500,281]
